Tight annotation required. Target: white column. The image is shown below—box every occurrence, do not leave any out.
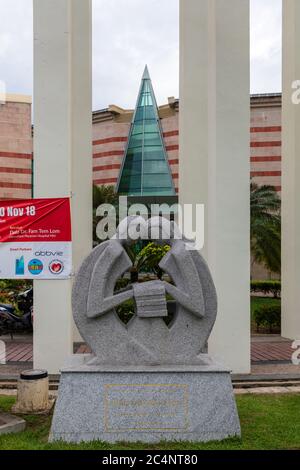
[33,0,92,373]
[179,0,250,373]
[282,0,300,340]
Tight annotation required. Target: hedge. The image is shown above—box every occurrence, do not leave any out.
[251,280,281,298]
[253,305,281,333]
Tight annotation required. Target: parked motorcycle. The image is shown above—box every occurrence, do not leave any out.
[0,288,33,337]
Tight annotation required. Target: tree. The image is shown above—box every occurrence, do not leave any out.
[250,182,281,275]
[125,242,170,282]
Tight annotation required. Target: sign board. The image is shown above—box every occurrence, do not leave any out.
[0,198,72,279]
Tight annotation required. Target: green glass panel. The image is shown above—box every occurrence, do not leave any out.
[127,148,142,158]
[139,92,153,106]
[129,134,143,148]
[144,121,157,133]
[121,161,142,177]
[143,160,169,173]
[132,124,143,135]
[143,173,172,189]
[143,146,165,160]
[135,107,144,121]
[142,188,174,196]
[144,106,156,120]
[144,132,161,146]
[117,66,175,196]
[119,174,141,193]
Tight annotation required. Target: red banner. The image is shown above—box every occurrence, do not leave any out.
[0,198,72,279]
[0,198,71,243]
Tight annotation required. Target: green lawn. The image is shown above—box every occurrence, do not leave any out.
[251,296,281,333]
[1,393,300,450]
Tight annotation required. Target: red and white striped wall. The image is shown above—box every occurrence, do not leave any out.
[250,95,282,192]
[92,96,282,195]
[0,94,282,201]
[0,97,33,200]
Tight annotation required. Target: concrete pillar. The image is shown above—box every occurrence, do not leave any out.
[33,0,92,373]
[179,0,250,373]
[282,0,300,340]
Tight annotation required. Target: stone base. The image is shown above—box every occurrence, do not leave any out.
[12,399,55,415]
[12,374,53,415]
[50,355,241,444]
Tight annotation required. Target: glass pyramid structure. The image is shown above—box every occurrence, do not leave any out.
[117,66,175,196]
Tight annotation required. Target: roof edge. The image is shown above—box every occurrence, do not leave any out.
[0,93,32,104]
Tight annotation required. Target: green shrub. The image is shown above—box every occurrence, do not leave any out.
[253,304,281,333]
[114,278,131,292]
[0,280,32,306]
[116,299,135,324]
[0,280,32,293]
[136,242,170,279]
[125,241,171,282]
[251,280,281,298]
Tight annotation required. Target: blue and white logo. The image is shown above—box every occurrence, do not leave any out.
[15,256,25,275]
[28,259,43,275]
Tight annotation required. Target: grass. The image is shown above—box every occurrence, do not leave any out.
[251,296,281,333]
[1,393,300,450]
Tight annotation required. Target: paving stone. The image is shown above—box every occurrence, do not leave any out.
[234,388,252,394]
[0,413,25,435]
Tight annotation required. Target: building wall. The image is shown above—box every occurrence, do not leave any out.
[0,94,281,200]
[0,93,281,280]
[161,115,179,193]
[92,104,180,193]
[91,97,281,281]
[250,94,281,193]
[250,95,281,280]
[92,120,130,187]
[0,96,33,200]
[92,95,282,198]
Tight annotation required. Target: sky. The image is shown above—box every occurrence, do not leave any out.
[0,0,282,111]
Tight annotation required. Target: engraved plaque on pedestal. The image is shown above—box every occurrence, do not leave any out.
[104,384,189,432]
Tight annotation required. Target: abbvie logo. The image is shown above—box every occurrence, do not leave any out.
[35,251,63,257]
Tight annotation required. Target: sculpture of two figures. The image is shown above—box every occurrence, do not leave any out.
[73,216,218,366]
[51,216,241,444]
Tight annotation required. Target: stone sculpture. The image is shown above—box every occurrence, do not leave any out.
[72,217,217,366]
[50,217,241,443]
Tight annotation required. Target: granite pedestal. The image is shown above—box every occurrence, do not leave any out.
[50,355,241,444]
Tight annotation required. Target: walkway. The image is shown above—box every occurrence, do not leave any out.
[251,335,294,363]
[0,334,297,365]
